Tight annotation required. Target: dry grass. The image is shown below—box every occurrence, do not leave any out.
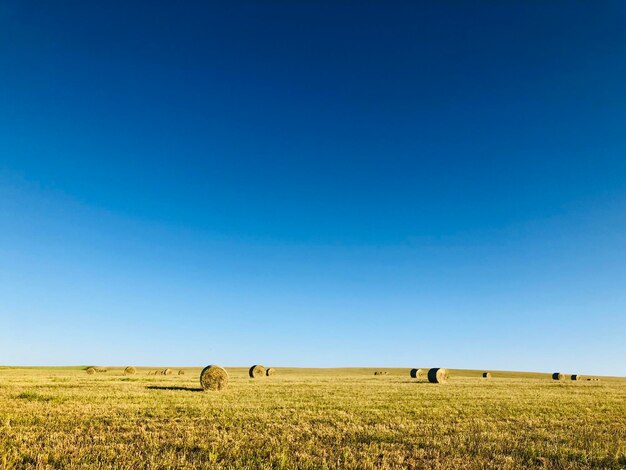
[0,366,624,469]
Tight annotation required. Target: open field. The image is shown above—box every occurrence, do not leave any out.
[0,367,624,469]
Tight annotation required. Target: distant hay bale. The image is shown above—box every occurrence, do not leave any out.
[266,368,276,376]
[374,371,388,375]
[162,368,172,376]
[552,372,563,380]
[571,374,580,381]
[249,364,266,378]
[410,368,424,379]
[482,372,492,379]
[124,366,136,375]
[86,367,96,375]
[428,368,448,384]
[95,367,108,373]
[178,370,185,375]
[200,365,228,391]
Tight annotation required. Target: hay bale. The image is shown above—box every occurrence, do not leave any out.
[410,368,424,379]
[552,372,563,380]
[265,367,276,376]
[374,371,388,375]
[178,370,185,375]
[200,365,228,391]
[571,374,580,381]
[162,368,172,376]
[427,368,448,384]
[95,367,108,373]
[249,364,266,378]
[482,372,492,379]
[86,367,96,375]
[124,366,136,375]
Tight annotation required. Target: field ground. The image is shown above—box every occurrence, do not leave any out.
[0,366,624,469]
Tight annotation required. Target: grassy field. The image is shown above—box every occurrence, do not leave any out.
[0,367,624,469]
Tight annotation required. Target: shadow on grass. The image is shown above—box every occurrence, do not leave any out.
[146,385,204,392]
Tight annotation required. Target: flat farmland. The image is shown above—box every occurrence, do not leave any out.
[0,367,624,469]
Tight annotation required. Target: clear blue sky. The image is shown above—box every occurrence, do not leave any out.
[1,2,625,374]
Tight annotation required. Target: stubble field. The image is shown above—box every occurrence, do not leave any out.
[0,366,624,469]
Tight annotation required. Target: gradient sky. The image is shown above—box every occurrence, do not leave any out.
[1,2,625,374]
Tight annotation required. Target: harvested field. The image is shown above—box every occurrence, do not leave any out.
[0,366,623,468]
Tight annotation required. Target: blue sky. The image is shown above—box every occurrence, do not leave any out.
[1,2,625,374]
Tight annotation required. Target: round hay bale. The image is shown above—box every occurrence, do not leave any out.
[374,371,388,375]
[163,368,172,376]
[427,368,448,384]
[552,372,563,380]
[482,372,492,379]
[200,365,228,391]
[86,367,96,375]
[410,368,424,379]
[124,366,136,375]
[571,374,580,381]
[178,370,185,375]
[249,364,266,378]
[266,367,276,376]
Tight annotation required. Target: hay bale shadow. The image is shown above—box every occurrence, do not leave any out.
[146,385,204,392]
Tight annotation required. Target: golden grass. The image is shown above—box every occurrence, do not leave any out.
[0,366,624,468]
